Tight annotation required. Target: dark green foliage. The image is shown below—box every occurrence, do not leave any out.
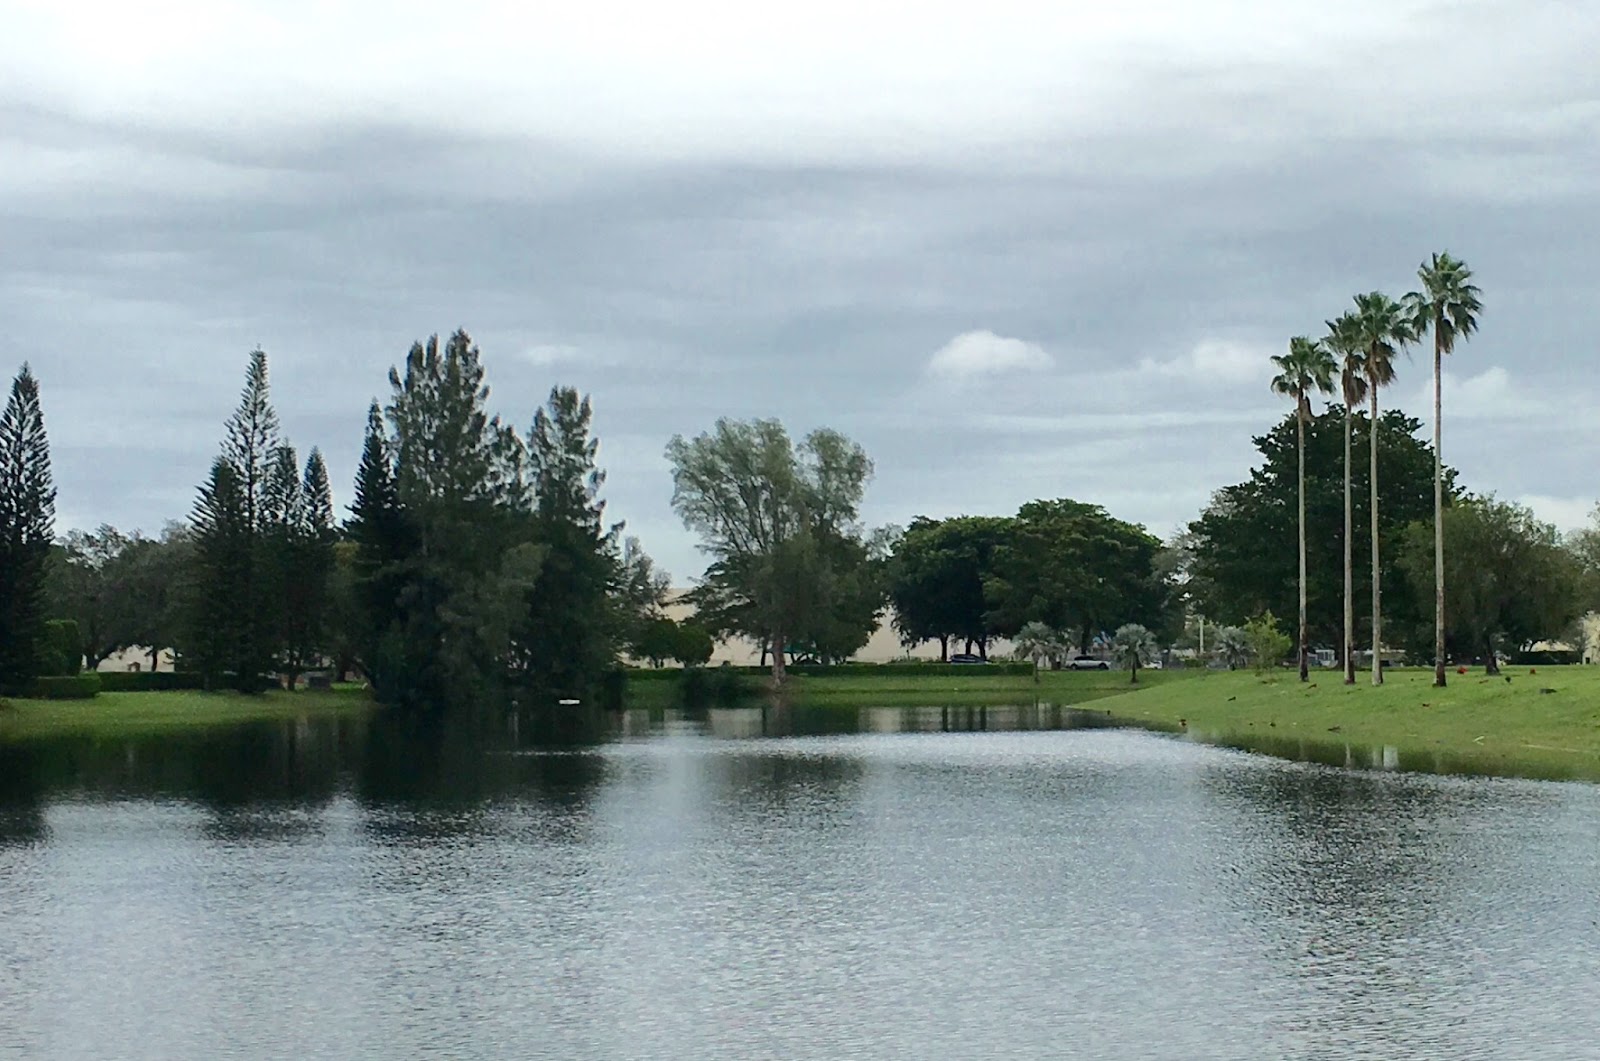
[1186,408,1449,645]
[511,387,622,699]
[188,457,257,690]
[0,364,56,691]
[677,664,755,707]
[1396,497,1578,673]
[19,673,101,699]
[985,499,1169,648]
[95,671,209,692]
[667,419,879,682]
[630,617,714,667]
[887,515,1012,659]
[38,619,81,676]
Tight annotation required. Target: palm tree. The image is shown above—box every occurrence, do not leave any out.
[1323,313,1367,685]
[1349,291,1417,686]
[1270,337,1336,682]
[1405,253,1483,688]
[1214,626,1250,671]
[1012,621,1066,683]
[1110,623,1159,684]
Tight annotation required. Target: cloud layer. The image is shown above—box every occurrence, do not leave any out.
[4,1,1599,578]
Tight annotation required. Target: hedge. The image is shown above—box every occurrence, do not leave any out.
[16,673,102,700]
[95,671,211,692]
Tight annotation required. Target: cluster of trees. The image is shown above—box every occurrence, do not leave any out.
[1185,413,1592,677]
[188,352,337,690]
[1264,252,1483,686]
[885,503,1173,663]
[347,332,666,709]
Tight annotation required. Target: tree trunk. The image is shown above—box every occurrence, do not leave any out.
[1297,406,1309,682]
[1433,332,1447,688]
[978,639,988,662]
[1130,663,1138,685]
[1484,636,1500,676]
[769,631,787,686]
[1344,408,1356,685]
[1370,387,1383,686]
[938,635,948,662]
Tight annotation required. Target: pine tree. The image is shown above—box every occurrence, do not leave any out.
[0,364,56,689]
[511,386,622,696]
[187,458,251,689]
[279,448,335,687]
[224,349,281,538]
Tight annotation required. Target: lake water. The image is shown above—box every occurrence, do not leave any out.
[3,705,1599,1059]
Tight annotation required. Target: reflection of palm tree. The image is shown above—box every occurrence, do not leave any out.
[1405,253,1483,688]
[1111,623,1159,684]
[1271,337,1336,682]
[1323,313,1367,685]
[1351,292,1417,685]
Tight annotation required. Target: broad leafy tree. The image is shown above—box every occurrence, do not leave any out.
[1270,336,1335,681]
[1405,252,1483,687]
[985,499,1168,648]
[666,418,874,684]
[886,515,1012,660]
[0,364,56,689]
[1397,498,1576,674]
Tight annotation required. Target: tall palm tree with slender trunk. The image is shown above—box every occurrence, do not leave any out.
[1271,336,1336,682]
[1405,253,1482,688]
[1350,291,1417,686]
[1323,313,1366,685]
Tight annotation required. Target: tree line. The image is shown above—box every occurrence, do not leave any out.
[4,293,1596,699]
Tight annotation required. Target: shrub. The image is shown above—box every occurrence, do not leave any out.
[38,620,83,677]
[1243,612,1292,674]
[679,665,755,707]
[20,673,102,700]
[95,671,210,692]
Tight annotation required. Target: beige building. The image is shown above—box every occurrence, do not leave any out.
[95,646,175,673]
[658,590,1014,665]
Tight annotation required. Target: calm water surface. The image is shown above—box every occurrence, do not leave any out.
[2,705,1598,1060]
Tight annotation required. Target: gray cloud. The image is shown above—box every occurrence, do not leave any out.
[5,1,1600,581]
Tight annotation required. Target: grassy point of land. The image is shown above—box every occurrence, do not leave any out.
[1089,666,1600,782]
[0,686,377,742]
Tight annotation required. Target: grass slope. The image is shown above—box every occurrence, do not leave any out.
[784,667,1195,707]
[0,687,376,742]
[1091,666,1600,781]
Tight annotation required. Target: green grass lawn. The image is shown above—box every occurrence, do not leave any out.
[0,686,377,742]
[781,666,1196,707]
[1087,666,1600,781]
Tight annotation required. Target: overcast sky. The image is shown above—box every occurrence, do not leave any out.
[5,0,1597,581]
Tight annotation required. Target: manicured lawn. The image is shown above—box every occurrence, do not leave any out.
[784,667,1196,707]
[0,686,377,742]
[1088,666,1600,782]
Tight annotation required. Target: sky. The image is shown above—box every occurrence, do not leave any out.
[5,0,1598,582]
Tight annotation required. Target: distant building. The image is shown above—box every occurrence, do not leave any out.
[655,590,1014,665]
[96,646,175,673]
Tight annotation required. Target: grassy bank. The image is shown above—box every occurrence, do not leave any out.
[1089,666,1600,782]
[0,686,377,742]
[620,666,1198,711]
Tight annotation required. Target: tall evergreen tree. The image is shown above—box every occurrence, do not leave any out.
[0,364,56,689]
[511,387,621,696]
[347,400,411,694]
[187,457,251,689]
[224,350,281,539]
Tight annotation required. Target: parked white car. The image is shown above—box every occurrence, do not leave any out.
[1066,655,1110,671]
